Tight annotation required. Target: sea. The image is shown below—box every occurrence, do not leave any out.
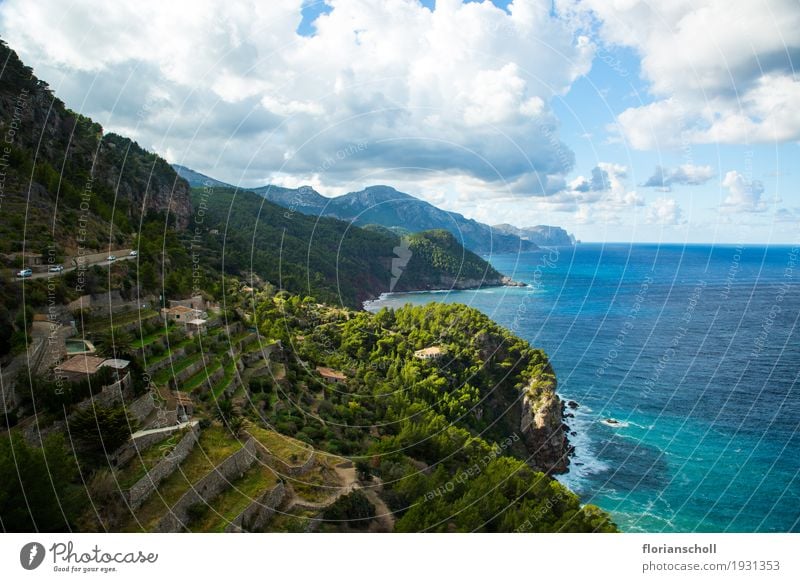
[365,243,800,532]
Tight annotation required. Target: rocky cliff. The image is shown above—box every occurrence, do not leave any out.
[519,373,571,474]
[0,39,193,251]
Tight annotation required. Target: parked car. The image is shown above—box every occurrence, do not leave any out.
[16,268,32,278]
[129,250,138,257]
[107,255,117,262]
[49,264,64,272]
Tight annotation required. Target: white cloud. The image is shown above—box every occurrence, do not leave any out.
[0,0,594,195]
[559,0,800,148]
[721,170,768,212]
[643,164,715,189]
[647,197,685,225]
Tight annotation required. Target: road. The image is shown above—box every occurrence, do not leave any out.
[14,254,137,281]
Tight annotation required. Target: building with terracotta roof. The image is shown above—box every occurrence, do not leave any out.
[55,355,108,382]
[414,346,444,360]
[161,304,207,323]
[316,366,347,384]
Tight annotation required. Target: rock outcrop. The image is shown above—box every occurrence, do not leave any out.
[520,374,571,474]
[0,41,193,240]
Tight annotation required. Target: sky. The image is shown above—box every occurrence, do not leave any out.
[1,0,798,243]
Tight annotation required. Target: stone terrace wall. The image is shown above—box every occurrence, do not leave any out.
[249,434,316,478]
[113,423,188,467]
[144,346,188,375]
[125,424,200,510]
[155,438,258,532]
[224,481,286,533]
[127,392,155,425]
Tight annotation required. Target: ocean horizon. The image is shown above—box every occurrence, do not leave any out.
[366,242,800,532]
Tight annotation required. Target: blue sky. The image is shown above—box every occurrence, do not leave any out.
[1,0,797,243]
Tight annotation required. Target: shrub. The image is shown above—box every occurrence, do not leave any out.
[322,490,375,526]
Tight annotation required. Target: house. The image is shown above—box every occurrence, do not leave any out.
[100,358,132,390]
[54,355,133,387]
[55,355,108,382]
[173,392,194,422]
[161,305,205,322]
[168,295,208,312]
[316,366,347,384]
[184,318,208,336]
[414,346,444,360]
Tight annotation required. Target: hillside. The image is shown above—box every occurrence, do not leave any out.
[192,187,514,307]
[325,185,536,255]
[493,223,576,247]
[0,39,192,256]
[172,166,546,254]
[171,164,235,189]
[2,287,616,533]
[0,39,615,534]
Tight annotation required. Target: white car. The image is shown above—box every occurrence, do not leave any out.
[107,255,117,262]
[49,264,64,272]
[16,268,32,278]
[129,250,138,257]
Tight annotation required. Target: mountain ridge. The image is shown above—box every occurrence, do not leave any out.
[172,165,577,253]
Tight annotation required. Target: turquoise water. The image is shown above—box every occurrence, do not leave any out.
[365,243,800,532]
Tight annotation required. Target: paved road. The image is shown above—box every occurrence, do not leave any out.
[14,254,137,281]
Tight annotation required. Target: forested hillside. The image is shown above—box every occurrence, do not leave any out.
[193,187,511,307]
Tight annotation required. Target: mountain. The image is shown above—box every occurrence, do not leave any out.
[279,184,538,255]
[172,164,235,189]
[250,184,329,215]
[0,40,192,256]
[172,167,550,254]
[493,223,576,247]
[192,188,511,307]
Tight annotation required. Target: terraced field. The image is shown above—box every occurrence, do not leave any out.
[119,425,245,531]
[115,428,191,489]
[247,425,314,467]
[186,463,279,532]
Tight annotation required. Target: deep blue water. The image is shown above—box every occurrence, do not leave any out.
[366,243,800,532]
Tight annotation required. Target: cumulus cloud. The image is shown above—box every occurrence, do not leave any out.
[721,170,768,212]
[0,0,594,196]
[643,164,715,190]
[646,197,685,225]
[558,0,800,148]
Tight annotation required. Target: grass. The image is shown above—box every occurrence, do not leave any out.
[225,330,253,348]
[265,507,318,533]
[211,358,238,399]
[145,336,194,367]
[151,352,204,385]
[289,464,341,504]
[247,425,313,467]
[84,309,158,333]
[187,464,279,532]
[132,323,173,349]
[271,362,286,381]
[180,358,222,392]
[115,429,190,489]
[120,424,245,532]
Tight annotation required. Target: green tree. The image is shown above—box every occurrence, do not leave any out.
[69,405,137,460]
[0,434,86,531]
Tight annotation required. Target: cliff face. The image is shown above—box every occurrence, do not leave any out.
[0,40,192,247]
[519,375,571,474]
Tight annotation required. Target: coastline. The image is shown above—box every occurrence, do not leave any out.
[362,276,527,311]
